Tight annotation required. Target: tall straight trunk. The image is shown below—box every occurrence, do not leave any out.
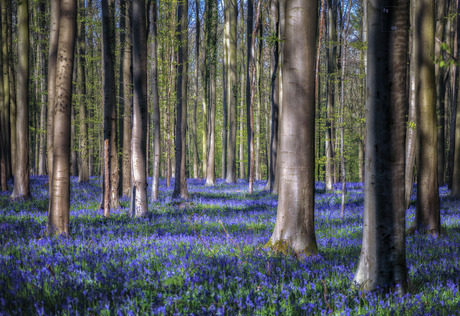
[222,13,228,180]
[121,0,132,196]
[1,2,10,181]
[78,0,89,183]
[267,0,318,256]
[436,0,447,186]
[325,0,337,191]
[354,0,409,293]
[0,3,6,190]
[48,0,60,207]
[102,0,119,214]
[173,0,189,199]
[48,0,77,235]
[448,0,460,189]
[268,0,279,191]
[12,0,30,199]
[130,0,148,217]
[255,12,262,181]
[412,0,441,235]
[226,0,237,183]
[205,0,217,186]
[7,1,15,179]
[150,0,161,201]
[245,0,253,180]
[38,19,47,176]
[71,98,78,176]
[192,0,200,179]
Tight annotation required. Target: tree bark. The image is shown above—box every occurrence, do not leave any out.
[1,2,10,182]
[353,0,409,293]
[48,0,77,235]
[412,0,441,235]
[267,0,319,257]
[0,3,6,191]
[325,0,337,192]
[130,0,148,217]
[12,0,30,199]
[38,0,47,176]
[150,0,161,201]
[192,0,200,179]
[78,0,89,183]
[173,0,189,199]
[226,0,237,183]
[245,0,253,181]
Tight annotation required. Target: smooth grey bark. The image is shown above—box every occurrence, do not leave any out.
[121,0,132,197]
[354,0,409,293]
[48,0,77,235]
[267,0,319,256]
[130,0,148,217]
[150,0,160,201]
[192,0,199,179]
[245,0,253,181]
[173,0,189,199]
[11,0,30,199]
[47,0,60,209]
[412,0,441,235]
[226,0,237,183]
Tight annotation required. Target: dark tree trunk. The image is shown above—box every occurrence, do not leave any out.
[78,0,89,183]
[173,0,189,199]
[192,0,200,179]
[267,0,318,256]
[130,0,148,217]
[12,0,30,199]
[354,0,409,293]
[48,0,77,235]
[150,0,161,201]
[1,2,10,182]
[412,0,441,235]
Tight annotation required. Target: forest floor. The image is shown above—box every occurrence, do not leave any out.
[0,176,459,314]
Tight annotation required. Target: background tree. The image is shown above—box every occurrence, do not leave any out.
[267,0,318,256]
[11,0,30,199]
[48,0,77,235]
[412,0,440,235]
[173,0,189,199]
[353,0,409,293]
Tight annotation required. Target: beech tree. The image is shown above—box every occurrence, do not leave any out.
[130,0,148,217]
[173,0,189,199]
[267,0,319,256]
[354,0,409,292]
[48,0,77,235]
[12,0,30,199]
[412,0,440,235]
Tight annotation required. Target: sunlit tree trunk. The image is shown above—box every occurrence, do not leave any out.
[354,0,409,293]
[192,0,200,179]
[48,0,60,210]
[12,0,30,199]
[267,0,318,256]
[130,0,148,217]
[412,0,440,235]
[173,0,189,199]
[245,0,253,181]
[48,0,77,235]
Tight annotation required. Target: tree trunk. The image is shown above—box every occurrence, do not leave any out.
[412,0,441,235]
[245,0,253,181]
[192,0,200,179]
[78,0,89,183]
[0,3,6,191]
[268,0,279,192]
[325,0,337,191]
[267,0,318,256]
[150,0,161,201]
[48,0,77,235]
[436,0,447,186]
[205,0,217,186]
[1,2,10,182]
[353,0,409,293]
[173,0,189,199]
[130,0,148,217]
[12,0,30,199]
[48,0,60,209]
[38,10,47,176]
[226,0,237,183]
